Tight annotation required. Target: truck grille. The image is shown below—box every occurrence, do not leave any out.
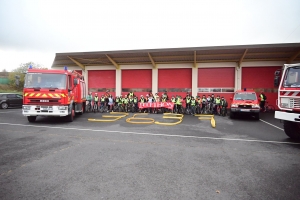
[238,105,252,109]
[290,98,300,108]
[28,99,61,105]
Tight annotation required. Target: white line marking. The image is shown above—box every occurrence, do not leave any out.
[0,122,298,145]
[0,111,20,113]
[259,119,284,131]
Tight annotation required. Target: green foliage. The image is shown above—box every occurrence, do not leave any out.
[8,62,47,90]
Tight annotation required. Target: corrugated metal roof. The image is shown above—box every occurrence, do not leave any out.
[52,43,300,68]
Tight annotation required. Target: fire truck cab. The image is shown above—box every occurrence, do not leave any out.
[22,67,86,122]
[274,63,300,139]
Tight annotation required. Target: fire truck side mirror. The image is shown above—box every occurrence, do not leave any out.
[74,78,78,85]
[274,76,280,87]
[274,69,281,87]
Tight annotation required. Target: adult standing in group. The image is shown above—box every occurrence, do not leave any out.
[260,90,267,112]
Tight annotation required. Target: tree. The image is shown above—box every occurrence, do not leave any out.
[1,69,7,72]
[8,62,47,90]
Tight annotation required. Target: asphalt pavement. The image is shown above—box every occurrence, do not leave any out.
[0,109,299,200]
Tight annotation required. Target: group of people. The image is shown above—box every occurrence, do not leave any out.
[86,90,228,115]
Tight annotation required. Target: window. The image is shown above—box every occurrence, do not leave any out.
[7,94,16,98]
[234,93,257,100]
[283,66,300,87]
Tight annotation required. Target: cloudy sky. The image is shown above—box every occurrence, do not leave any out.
[0,0,300,71]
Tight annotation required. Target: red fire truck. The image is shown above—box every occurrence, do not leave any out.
[274,63,300,139]
[22,67,86,122]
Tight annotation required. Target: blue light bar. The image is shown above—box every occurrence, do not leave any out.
[29,65,32,69]
[64,66,68,70]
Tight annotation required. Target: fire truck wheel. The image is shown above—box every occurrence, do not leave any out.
[283,121,300,139]
[66,106,74,122]
[27,116,36,122]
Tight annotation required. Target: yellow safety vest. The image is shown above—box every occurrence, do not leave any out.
[191,99,196,106]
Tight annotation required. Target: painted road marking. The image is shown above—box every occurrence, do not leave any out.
[0,111,21,113]
[260,119,284,131]
[0,122,299,145]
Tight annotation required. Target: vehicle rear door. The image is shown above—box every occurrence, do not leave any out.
[7,94,22,107]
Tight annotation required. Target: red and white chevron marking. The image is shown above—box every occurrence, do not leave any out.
[280,91,300,96]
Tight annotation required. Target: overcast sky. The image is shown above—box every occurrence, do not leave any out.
[0,0,300,71]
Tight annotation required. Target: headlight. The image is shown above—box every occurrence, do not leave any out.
[58,106,67,110]
[252,104,260,108]
[280,103,289,108]
[231,104,238,108]
[23,106,31,110]
[280,98,289,108]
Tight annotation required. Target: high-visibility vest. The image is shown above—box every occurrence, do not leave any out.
[116,98,119,103]
[215,98,221,104]
[171,98,176,103]
[94,96,99,102]
[129,92,134,97]
[202,98,206,103]
[197,99,201,104]
[186,97,191,103]
[140,98,145,103]
[221,100,227,106]
[260,94,265,101]
[123,98,129,104]
[162,97,166,102]
[101,97,105,102]
[176,98,182,105]
[191,99,196,106]
[134,98,138,103]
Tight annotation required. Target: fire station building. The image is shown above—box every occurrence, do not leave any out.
[51,43,300,108]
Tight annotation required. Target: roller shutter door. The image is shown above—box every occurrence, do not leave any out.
[242,66,280,109]
[122,69,152,97]
[88,70,116,96]
[198,67,235,100]
[158,68,192,98]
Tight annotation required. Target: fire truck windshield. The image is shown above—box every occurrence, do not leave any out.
[283,66,300,87]
[24,73,67,89]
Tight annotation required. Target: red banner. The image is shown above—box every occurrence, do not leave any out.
[138,102,174,109]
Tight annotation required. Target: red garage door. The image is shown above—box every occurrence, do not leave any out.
[242,66,280,109]
[158,68,192,98]
[122,69,152,97]
[198,67,235,101]
[88,70,116,96]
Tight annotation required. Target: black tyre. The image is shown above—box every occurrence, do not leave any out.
[1,102,8,109]
[283,121,300,139]
[230,111,235,119]
[27,116,36,122]
[254,113,260,120]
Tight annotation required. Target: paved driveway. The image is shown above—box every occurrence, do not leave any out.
[0,109,299,200]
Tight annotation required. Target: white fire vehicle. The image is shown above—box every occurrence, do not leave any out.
[274,63,300,139]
